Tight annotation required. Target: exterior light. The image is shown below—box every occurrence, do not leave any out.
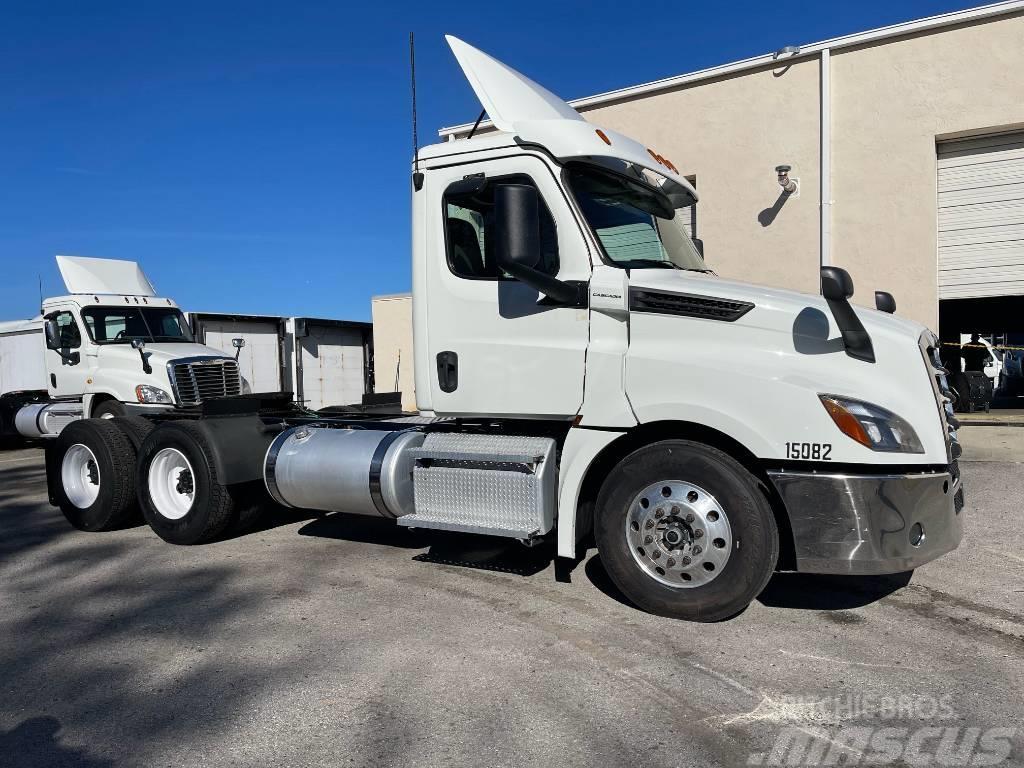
[776,165,799,195]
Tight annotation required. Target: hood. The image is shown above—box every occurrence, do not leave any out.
[445,36,697,205]
[57,255,156,296]
[98,342,231,369]
[628,268,929,344]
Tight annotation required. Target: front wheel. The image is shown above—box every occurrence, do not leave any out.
[595,440,779,622]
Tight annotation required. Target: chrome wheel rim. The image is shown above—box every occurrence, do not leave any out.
[148,448,195,520]
[62,444,101,509]
[625,480,733,588]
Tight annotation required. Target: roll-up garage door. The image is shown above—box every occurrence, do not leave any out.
[937,132,1024,299]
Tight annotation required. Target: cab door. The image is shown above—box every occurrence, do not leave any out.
[423,154,592,418]
[43,306,90,399]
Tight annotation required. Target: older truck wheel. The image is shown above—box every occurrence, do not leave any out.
[136,422,241,544]
[595,440,779,622]
[52,420,139,531]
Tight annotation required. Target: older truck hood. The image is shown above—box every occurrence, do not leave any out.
[622,269,948,464]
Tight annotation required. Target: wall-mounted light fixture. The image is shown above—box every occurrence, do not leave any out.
[775,165,799,196]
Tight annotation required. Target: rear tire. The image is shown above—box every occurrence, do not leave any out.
[137,422,237,544]
[52,420,138,531]
[595,440,779,622]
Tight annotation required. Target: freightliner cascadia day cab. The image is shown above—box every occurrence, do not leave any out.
[0,256,249,440]
[43,38,963,621]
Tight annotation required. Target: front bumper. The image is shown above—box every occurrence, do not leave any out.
[122,403,176,416]
[767,467,963,575]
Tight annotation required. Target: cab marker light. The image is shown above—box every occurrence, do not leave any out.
[595,129,611,145]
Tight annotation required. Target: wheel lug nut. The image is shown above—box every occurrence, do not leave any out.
[682,556,691,565]
[694,529,703,538]
[670,505,680,515]
[666,558,676,567]
[645,520,655,530]
[692,545,702,555]
[685,513,695,523]
[651,550,660,559]
[654,508,664,518]
[644,535,653,544]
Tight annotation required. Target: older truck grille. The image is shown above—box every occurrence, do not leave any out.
[171,358,242,405]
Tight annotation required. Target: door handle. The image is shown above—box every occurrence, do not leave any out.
[436,351,458,393]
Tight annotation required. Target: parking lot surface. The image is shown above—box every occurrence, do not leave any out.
[1,446,1022,767]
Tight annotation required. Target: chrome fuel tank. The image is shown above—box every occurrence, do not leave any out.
[264,426,424,517]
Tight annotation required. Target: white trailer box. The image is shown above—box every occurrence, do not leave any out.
[0,318,46,395]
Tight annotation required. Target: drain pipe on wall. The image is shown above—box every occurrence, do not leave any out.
[820,47,832,272]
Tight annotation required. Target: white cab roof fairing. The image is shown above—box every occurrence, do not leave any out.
[56,255,157,297]
[444,36,698,204]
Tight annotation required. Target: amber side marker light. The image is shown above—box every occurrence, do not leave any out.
[595,129,611,145]
[820,395,873,448]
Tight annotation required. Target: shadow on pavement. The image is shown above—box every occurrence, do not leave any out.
[0,716,113,768]
[758,570,914,610]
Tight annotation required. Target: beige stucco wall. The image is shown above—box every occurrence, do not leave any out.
[580,11,1024,329]
[371,293,416,411]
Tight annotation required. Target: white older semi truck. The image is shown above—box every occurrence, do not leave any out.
[43,38,963,621]
[1,256,249,441]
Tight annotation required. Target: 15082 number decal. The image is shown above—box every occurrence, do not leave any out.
[786,442,832,461]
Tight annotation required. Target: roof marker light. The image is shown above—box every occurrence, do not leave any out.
[595,129,611,145]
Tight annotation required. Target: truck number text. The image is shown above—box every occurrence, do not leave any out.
[785,442,832,461]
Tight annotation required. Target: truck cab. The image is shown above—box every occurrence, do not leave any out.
[35,256,245,426]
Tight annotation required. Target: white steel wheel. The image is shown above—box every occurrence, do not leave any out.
[625,480,733,588]
[61,444,101,509]
[147,448,196,520]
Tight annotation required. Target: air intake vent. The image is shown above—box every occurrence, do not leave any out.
[170,358,242,405]
[629,289,754,322]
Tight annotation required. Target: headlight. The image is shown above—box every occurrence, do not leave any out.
[136,385,173,405]
[819,394,924,453]
[240,377,252,395]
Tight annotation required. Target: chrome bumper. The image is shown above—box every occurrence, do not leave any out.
[767,468,963,575]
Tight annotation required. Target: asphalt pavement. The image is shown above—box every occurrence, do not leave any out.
[0,445,1021,767]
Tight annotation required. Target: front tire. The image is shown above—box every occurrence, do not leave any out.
[595,440,779,622]
[52,420,138,531]
[137,422,237,544]
[93,400,127,420]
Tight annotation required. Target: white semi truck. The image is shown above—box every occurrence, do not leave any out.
[0,256,250,441]
[42,38,963,621]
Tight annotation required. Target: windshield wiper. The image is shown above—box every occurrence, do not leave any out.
[625,259,683,270]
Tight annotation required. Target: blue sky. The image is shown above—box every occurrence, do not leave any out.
[1,0,978,321]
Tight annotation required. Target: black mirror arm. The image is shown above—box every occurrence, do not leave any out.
[504,263,587,307]
[138,348,152,374]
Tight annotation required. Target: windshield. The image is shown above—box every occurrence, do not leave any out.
[566,164,708,272]
[81,306,194,344]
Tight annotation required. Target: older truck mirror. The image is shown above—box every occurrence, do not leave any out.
[44,319,61,350]
[494,184,584,307]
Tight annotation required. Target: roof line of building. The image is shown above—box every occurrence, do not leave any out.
[439,0,1024,138]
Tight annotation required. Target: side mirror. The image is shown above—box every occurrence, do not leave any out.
[44,319,61,350]
[494,184,541,272]
[874,291,896,314]
[232,337,246,361]
[494,184,582,306]
[131,338,152,374]
[821,266,854,301]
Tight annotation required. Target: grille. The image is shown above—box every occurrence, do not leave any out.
[629,289,754,322]
[919,332,964,509]
[171,358,242,405]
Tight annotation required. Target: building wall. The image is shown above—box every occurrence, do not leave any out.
[580,11,1024,329]
[371,293,416,411]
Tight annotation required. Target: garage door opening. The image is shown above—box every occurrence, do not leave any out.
[938,131,1024,409]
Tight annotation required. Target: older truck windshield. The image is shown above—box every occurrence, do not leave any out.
[567,164,708,272]
[81,307,194,344]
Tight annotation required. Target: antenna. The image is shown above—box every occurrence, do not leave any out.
[409,33,424,191]
[38,274,43,312]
